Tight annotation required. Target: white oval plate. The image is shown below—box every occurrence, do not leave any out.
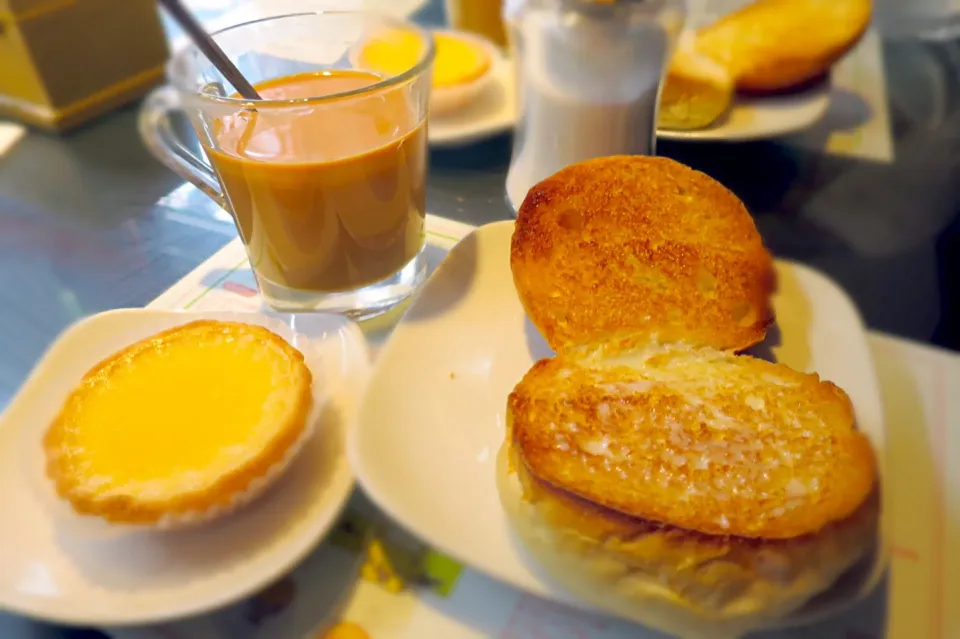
[350,221,888,634]
[0,309,369,626]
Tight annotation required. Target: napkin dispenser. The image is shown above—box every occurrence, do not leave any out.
[0,0,169,132]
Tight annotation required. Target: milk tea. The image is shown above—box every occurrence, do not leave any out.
[205,70,427,293]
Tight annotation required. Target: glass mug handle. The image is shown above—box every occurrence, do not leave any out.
[138,86,226,208]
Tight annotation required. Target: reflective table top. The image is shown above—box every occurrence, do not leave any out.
[0,0,958,636]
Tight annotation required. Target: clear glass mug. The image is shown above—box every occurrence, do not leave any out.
[139,12,435,318]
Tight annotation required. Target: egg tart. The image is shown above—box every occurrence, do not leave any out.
[44,320,314,528]
[355,27,497,116]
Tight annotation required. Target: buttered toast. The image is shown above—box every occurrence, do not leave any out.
[512,156,775,354]
[508,345,876,540]
[499,345,878,636]
[500,155,879,637]
[695,0,872,92]
[659,36,735,131]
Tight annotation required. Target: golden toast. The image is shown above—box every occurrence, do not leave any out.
[695,0,872,92]
[659,37,735,131]
[507,345,876,540]
[501,156,879,635]
[499,345,878,632]
[511,156,775,354]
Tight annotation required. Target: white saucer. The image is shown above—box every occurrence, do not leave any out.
[0,309,369,626]
[350,221,888,633]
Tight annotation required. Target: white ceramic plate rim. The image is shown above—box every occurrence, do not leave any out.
[0,309,368,626]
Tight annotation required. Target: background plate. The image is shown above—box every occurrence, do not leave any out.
[658,79,833,142]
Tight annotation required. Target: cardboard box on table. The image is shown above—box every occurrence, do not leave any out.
[0,0,168,132]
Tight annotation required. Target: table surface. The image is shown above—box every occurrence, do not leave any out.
[1,0,959,636]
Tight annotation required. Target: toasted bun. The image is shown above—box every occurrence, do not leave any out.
[694,0,872,92]
[507,346,876,539]
[511,156,775,354]
[659,37,735,130]
[498,346,879,636]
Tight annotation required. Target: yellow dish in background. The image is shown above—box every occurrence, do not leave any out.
[44,320,314,529]
[357,28,497,116]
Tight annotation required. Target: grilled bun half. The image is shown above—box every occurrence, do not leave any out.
[498,346,879,638]
[695,0,872,93]
[512,156,775,354]
[659,38,735,131]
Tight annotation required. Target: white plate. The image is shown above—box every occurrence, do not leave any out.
[429,55,516,147]
[658,79,833,142]
[429,59,829,146]
[0,309,369,626]
[351,221,888,631]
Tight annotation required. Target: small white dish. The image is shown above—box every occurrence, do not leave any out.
[429,54,516,147]
[350,221,888,632]
[0,309,369,626]
[658,79,833,142]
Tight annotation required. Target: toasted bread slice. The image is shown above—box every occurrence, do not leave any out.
[659,36,735,130]
[507,344,877,540]
[45,320,314,528]
[511,156,775,354]
[695,0,872,92]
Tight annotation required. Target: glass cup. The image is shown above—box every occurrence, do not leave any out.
[140,12,435,318]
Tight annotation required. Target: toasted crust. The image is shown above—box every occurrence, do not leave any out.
[695,0,872,92]
[498,439,878,634]
[511,156,775,354]
[44,320,313,527]
[659,37,735,131]
[507,346,877,540]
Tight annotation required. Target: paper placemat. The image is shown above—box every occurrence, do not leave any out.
[108,214,958,639]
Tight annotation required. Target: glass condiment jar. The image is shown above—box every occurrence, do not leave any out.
[504,0,687,211]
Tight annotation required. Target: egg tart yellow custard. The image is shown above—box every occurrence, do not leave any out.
[356,28,496,115]
[44,320,313,528]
